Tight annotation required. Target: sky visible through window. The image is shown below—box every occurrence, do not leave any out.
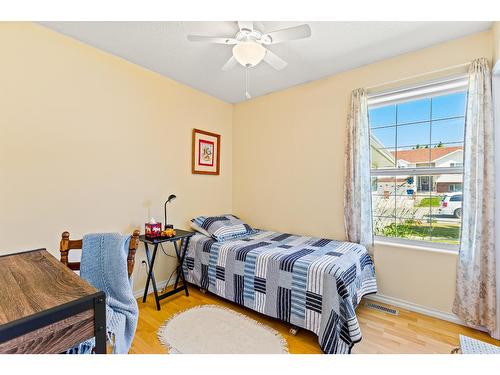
[369,92,466,150]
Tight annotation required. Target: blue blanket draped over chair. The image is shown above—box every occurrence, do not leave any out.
[74,233,139,354]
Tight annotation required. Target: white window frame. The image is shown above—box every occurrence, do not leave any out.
[368,75,468,251]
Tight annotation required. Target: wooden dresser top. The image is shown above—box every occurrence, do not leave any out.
[0,249,98,325]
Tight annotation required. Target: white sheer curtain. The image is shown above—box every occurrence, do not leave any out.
[344,88,373,249]
[453,58,497,336]
[492,60,500,340]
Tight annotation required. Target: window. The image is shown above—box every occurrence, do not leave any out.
[449,183,463,192]
[368,76,467,247]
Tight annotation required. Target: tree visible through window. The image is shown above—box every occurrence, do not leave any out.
[369,80,467,246]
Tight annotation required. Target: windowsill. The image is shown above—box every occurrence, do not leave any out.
[373,235,459,254]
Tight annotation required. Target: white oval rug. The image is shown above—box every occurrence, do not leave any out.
[157,305,288,354]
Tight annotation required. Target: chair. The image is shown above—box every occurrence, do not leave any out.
[59,230,140,278]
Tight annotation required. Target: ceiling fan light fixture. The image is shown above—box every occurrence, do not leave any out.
[232,41,266,67]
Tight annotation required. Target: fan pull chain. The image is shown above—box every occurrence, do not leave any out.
[245,65,251,99]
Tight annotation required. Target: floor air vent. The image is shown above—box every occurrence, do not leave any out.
[364,302,399,316]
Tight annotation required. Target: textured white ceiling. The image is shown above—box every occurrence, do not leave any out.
[39,21,492,103]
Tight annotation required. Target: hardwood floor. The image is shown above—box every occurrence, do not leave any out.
[130,286,500,354]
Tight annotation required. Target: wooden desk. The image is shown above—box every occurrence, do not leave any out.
[0,249,106,354]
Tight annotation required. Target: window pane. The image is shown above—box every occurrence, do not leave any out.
[396,145,431,168]
[436,173,463,194]
[431,118,465,145]
[397,98,431,123]
[372,177,396,196]
[372,126,396,149]
[429,215,461,245]
[396,122,430,149]
[393,192,439,216]
[416,175,436,193]
[429,141,464,166]
[394,176,415,195]
[373,216,395,237]
[369,105,396,128]
[371,147,396,169]
[395,195,419,219]
[372,196,395,219]
[399,218,432,241]
[432,91,467,120]
[413,193,441,208]
[397,192,439,220]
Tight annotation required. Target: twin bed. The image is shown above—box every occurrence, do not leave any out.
[183,216,377,354]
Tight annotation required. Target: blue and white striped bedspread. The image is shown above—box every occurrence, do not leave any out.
[183,230,377,354]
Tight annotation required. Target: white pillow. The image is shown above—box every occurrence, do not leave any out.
[190,221,211,237]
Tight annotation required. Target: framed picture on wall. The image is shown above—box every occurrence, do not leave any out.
[192,128,220,175]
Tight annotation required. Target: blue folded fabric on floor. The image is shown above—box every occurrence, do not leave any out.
[74,233,139,354]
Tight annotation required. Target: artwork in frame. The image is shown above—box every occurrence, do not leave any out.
[192,128,220,175]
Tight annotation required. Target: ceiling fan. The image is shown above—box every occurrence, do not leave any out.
[187,21,312,99]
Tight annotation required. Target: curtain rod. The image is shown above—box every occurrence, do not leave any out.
[365,61,471,93]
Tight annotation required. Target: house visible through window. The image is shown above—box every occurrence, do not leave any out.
[449,183,463,192]
[368,76,467,247]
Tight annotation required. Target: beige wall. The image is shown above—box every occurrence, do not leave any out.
[0,22,233,293]
[233,31,493,314]
[494,22,500,65]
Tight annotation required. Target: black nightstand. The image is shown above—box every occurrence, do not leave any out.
[139,230,195,311]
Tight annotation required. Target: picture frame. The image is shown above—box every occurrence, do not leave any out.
[192,128,220,175]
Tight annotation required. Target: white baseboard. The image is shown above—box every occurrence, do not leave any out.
[364,293,464,325]
[366,294,491,334]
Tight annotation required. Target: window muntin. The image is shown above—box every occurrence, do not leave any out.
[368,82,466,247]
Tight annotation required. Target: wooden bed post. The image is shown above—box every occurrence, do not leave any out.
[128,230,140,277]
[60,231,70,268]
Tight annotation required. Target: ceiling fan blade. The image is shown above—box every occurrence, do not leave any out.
[221,56,238,71]
[262,24,311,45]
[237,21,254,31]
[263,48,288,71]
[187,35,237,44]
[254,21,265,32]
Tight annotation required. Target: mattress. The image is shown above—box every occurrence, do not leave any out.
[183,229,377,353]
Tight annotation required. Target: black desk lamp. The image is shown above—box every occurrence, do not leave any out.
[164,194,176,229]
